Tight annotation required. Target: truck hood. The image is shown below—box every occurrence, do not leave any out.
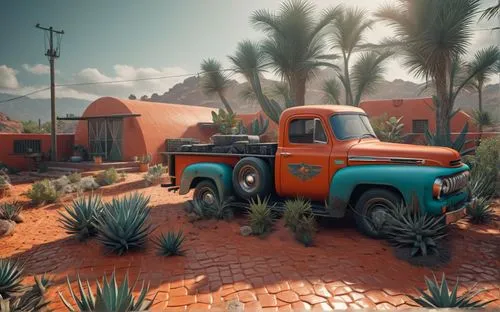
[347,140,462,167]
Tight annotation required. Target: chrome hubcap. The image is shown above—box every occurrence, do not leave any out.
[202,192,215,205]
[238,165,259,192]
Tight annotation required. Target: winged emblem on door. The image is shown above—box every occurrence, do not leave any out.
[288,163,322,181]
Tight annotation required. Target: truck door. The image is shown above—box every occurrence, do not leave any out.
[278,116,332,201]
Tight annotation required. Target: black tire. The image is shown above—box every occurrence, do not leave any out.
[232,157,272,200]
[193,180,220,211]
[354,188,402,238]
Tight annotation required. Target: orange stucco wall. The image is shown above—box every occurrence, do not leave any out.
[74,97,217,164]
[0,133,74,170]
[359,97,478,133]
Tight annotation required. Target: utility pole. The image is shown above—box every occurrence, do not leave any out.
[36,24,64,161]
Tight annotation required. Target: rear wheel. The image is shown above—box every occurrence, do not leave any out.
[232,157,272,200]
[193,180,219,211]
[354,188,402,238]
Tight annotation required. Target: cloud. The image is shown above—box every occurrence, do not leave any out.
[22,64,59,75]
[0,65,19,89]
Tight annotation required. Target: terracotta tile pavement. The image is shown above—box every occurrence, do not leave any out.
[0,174,499,311]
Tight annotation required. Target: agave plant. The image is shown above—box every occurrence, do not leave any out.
[250,115,269,136]
[247,196,274,236]
[283,198,312,232]
[2,275,52,312]
[0,201,23,221]
[0,259,24,298]
[59,193,103,241]
[385,202,447,257]
[410,273,497,308]
[466,197,494,224]
[96,192,153,255]
[59,270,156,312]
[153,230,185,257]
[207,198,234,220]
[294,214,317,247]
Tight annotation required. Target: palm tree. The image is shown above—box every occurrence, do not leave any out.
[375,0,489,144]
[322,78,341,104]
[251,0,340,107]
[479,0,499,20]
[200,58,234,114]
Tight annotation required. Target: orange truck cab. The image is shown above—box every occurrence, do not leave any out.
[163,105,470,237]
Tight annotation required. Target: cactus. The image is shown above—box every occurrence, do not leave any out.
[250,115,269,136]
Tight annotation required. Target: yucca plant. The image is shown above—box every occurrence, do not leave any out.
[385,201,446,257]
[153,230,185,256]
[0,259,24,298]
[283,198,312,232]
[247,196,274,236]
[58,193,103,241]
[59,270,156,312]
[96,192,153,255]
[410,273,497,308]
[294,214,317,247]
[0,201,22,221]
[466,197,494,224]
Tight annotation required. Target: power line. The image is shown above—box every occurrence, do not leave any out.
[0,87,51,104]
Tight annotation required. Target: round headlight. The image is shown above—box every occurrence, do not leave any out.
[442,179,450,194]
[433,178,443,199]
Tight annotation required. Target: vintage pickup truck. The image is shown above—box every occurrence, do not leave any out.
[163,105,470,237]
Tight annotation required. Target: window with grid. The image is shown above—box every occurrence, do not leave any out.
[13,140,41,154]
[412,120,429,133]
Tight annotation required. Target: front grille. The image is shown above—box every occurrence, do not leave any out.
[443,171,469,195]
[450,159,462,167]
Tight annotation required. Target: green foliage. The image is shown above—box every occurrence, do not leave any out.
[95,168,119,186]
[21,120,50,134]
[96,192,153,255]
[211,109,238,135]
[247,196,274,236]
[139,154,152,165]
[0,201,22,221]
[425,118,469,153]
[468,137,500,198]
[58,193,103,241]
[59,270,156,312]
[283,198,312,232]
[466,197,494,224]
[200,58,234,114]
[24,179,59,205]
[250,115,269,136]
[294,214,317,247]
[0,259,24,298]
[471,109,493,128]
[67,172,82,184]
[322,79,342,104]
[385,201,446,258]
[144,164,165,185]
[0,275,52,312]
[191,198,234,220]
[0,171,11,189]
[153,230,185,257]
[371,115,406,143]
[410,273,497,308]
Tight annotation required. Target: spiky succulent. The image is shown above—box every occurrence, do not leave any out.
[2,275,52,312]
[294,214,317,247]
[0,201,22,221]
[96,192,153,255]
[206,198,234,220]
[385,203,446,257]
[466,197,494,224]
[59,193,103,241]
[59,270,156,312]
[410,273,497,308]
[247,196,274,236]
[153,230,185,256]
[283,198,312,232]
[0,259,25,298]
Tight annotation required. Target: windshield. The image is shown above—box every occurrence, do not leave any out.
[330,114,377,140]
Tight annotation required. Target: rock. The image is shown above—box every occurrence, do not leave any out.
[0,219,15,237]
[240,226,252,237]
[12,214,24,223]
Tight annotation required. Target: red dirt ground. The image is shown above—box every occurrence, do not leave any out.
[1,173,499,311]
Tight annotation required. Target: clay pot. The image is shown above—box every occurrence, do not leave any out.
[139,163,149,172]
[94,156,103,164]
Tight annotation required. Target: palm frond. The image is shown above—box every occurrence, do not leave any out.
[321,78,342,104]
[351,51,393,105]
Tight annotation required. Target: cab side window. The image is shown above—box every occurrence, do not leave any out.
[288,118,327,144]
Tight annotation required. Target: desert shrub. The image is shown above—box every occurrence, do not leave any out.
[59,270,156,311]
[95,168,119,186]
[385,201,448,266]
[52,176,71,191]
[153,230,185,256]
[294,214,317,247]
[409,273,497,308]
[0,170,11,189]
[466,197,494,224]
[96,192,153,255]
[144,164,165,185]
[78,176,99,191]
[0,201,23,221]
[468,137,500,198]
[247,196,274,236]
[67,172,82,183]
[24,179,59,205]
[283,198,312,232]
[58,193,103,241]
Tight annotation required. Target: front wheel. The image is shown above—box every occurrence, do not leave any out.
[354,188,402,238]
[193,180,220,212]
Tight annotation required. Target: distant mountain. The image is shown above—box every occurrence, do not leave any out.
[0,112,22,133]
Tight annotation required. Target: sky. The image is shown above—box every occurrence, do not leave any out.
[0,0,498,103]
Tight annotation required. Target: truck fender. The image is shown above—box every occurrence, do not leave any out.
[179,162,233,200]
